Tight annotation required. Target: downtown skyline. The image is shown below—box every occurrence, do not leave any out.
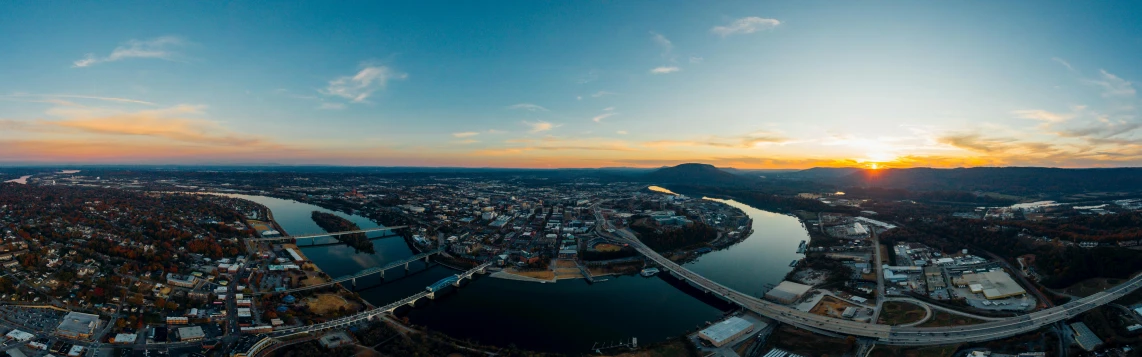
[2,1,1142,169]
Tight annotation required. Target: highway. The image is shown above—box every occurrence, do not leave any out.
[597,205,1142,345]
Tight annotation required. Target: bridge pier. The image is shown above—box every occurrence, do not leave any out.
[380,269,385,279]
[351,277,356,290]
[452,277,463,287]
[405,262,410,271]
[427,292,435,300]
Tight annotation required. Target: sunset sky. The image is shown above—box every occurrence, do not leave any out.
[2,1,1141,168]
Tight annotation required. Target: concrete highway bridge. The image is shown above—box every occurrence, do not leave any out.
[269,261,493,337]
[246,226,409,244]
[621,233,1142,345]
[254,248,444,295]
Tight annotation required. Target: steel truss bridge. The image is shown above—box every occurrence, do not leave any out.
[254,248,444,295]
[269,261,493,336]
[246,226,409,244]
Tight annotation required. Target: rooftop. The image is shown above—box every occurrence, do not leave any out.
[698,316,755,344]
[56,311,100,337]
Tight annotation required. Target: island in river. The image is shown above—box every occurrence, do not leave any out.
[311,211,375,254]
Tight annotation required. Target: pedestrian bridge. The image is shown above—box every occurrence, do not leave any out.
[269,261,494,337]
[247,226,409,244]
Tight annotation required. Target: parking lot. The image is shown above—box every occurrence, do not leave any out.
[0,306,66,333]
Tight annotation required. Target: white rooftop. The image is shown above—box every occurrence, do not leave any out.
[698,316,754,344]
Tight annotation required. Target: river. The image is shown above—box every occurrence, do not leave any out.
[227,188,809,353]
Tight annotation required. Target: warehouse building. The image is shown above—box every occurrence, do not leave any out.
[698,316,756,347]
[765,281,812,304]
[178,326,206,342]
[952,270,1026,300]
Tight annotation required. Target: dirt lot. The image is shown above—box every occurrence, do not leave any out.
[877,301,927,325]
[916,310,985,328]
[809,295,860,318]
[306,293,361,315]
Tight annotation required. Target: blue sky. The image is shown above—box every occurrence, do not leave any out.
[1,1,1140,168]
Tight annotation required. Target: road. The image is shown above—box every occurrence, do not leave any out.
[595,203,1142,345]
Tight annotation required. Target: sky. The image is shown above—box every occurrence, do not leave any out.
[1,1,1141,169]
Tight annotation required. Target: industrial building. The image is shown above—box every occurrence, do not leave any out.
[765,281,812,304]
[924,265,946,291]
[1070,322,1103,351]
[953,270,1026,300]
[698,316,756,347]
[178,326,206,342]
[55,312,100,340]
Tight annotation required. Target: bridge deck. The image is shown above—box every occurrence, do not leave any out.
[253,248,443,295]
[269,261,493,336]
[247,226,408,242]
[618,230,1142,345]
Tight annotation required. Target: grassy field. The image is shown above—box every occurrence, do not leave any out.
[553,259,584,279]
[809,296,861,318]
[877,301,927,325]
[1061,278,1122,298]
[916,310,985,328]
[594,243,623,252]
[306,293,360,315]
[248,220,274,233]
[869,344,960,357]
[504,268,555,280]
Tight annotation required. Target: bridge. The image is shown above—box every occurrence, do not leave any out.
[608,228,1142,345]
[246,226,409,244]
[254,248,444,295]
[269,261,493,337]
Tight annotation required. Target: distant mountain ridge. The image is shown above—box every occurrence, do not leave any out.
[643,163,755,186]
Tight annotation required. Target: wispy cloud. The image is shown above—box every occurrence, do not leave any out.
[1089,69,1136,98]
[650,66,681,74]
[592,112,617,123]
[1052,57,1074,71]
[321,65,407,103]
[523,120,557,133]
[507,103,549,111]
[603,107,615,112]
[644,132,790,149]
[318,102,346,110]
[591,91,618,98]
[616,130,628,135]
[452,132,479,138]
[711,17,781,37]
[1012,109,1074,123]
[33,104,269,146]
[73,36,185,68]
[689,56,704,64]
[1,93,157,106]
[650,31,673,56]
